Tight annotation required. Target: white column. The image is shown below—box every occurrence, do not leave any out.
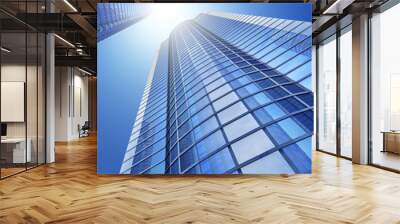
[352,14,369,164]
[46,32,55,163]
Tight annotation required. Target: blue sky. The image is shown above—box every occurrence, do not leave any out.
[98,3,311,174]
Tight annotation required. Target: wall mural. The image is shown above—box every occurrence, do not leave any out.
[97,3,313,174]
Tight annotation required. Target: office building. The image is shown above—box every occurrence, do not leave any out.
[120,13,313,174]
[97,3,149,41]
[0,1,400,223]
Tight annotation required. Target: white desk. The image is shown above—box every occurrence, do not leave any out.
[1,138,31,163]
[382,131,400,154]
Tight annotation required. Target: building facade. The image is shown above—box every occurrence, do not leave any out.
[120,12,313,174]
[97,4,149,42]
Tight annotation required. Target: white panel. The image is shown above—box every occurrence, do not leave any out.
[390,74,400,130]
[1,82,25,122]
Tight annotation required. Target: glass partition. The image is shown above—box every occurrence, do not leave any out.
[317,35,337,154]
[370,3,400,171]
[339,27,352,158]
[1,30,28,177]
[27,31,38,169]
[0,1,46,179]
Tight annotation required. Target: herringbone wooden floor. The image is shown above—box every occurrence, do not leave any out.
[1,135,400,224]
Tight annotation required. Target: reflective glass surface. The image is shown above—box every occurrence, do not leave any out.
[120,11,313,174]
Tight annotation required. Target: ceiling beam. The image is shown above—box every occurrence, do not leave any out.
[55,55,96,69]
[67,13,97,46]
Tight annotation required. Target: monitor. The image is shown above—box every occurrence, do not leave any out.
[1,123,7,137]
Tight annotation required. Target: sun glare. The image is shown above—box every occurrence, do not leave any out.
[147,4,190,29]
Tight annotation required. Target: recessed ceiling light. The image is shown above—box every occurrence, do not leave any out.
[54,34,75,48]
[322,0,354,15]
[1,47,11,53]
[78,67,93,76]
[63,0,78,12]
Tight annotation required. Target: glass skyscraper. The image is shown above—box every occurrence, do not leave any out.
[120,11,313,174]
[97,4,149,41]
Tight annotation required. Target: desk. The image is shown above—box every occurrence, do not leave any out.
[382,131,400,154]
[1,138,31,163]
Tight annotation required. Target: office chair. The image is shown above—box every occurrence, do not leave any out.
[79,121,90,138]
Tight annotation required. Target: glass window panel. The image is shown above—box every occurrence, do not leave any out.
[264,103,285,120]
[178,110,189,125]
[300,76,312,90]
[189,96,209,115]
[224,114,259,141]
[296,137,312,159]
[230,76,252,89]
[278,118,306,139]
[244,92,271,109]
[240,66,256,73]
[170,160,179,174]
[193,116,219,140]
[186,164,201,174]
[171,131,178,147]
[266,124,291,144]
[209,83,232,101]
[294,111,313,132]
[268,50,298,68]
[237,83,260,98]
[178,120,191,137]
[180,147,199,172]
[281,144,311,173]
[284,83,305,94]
[254,108,273,124]
[278,97,305,113]
[297,93,313,106]
[213,91,239,111]
[370,4,400,171]
[200,148,235,174]
[218,101,248,124]
[224,69,245,81]
[287,62,311,81]
[241,151,294,174]
[248,71,265,80]
[276,53,309,74]
[317,36,337,154]
[145,161,165,174]
[170,144,179,162]
[340,29,352,158]
[196,130,226,159]
[191,105,213,127]
[205,77,226,93]
[231,130,275,164]
[256,78,275,89]
[132,150,165,174]
[179,133,194,152]
[264,88,288,100]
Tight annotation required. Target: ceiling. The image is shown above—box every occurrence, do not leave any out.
[0,0,392,75]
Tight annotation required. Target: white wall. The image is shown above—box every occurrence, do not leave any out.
[55,67,89,141]
[1,63,46,163]
[1,65,39,137]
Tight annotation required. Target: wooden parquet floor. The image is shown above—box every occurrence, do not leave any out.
[1,135,400,224]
